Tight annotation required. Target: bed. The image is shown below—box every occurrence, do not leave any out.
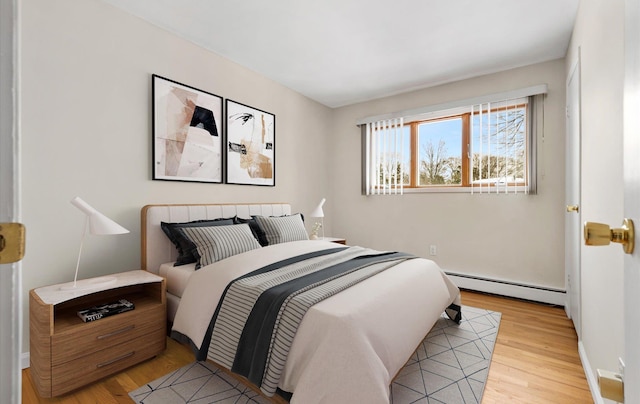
[141,203,461,404]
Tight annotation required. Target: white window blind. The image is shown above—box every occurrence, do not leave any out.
[356,84,547,125]
[363,118,405,195]
[360,86,545,195]
[470,97,532,194]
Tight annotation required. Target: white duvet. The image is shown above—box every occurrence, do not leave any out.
[172,240,460,404]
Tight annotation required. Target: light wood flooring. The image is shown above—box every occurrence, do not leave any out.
[22,290,594,403]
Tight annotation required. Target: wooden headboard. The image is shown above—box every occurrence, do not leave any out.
[141,203,292,274]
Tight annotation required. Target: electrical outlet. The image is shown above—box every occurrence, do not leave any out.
[429,245,437,256]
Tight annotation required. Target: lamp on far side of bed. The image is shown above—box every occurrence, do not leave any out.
[59,197,130,291]
[309,198,325,239]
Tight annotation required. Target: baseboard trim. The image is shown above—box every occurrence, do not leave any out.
[578,341,605,404]
[21,352,29,370]
[445,271,566,306]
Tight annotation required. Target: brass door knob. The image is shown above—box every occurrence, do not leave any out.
[584,219,635,254]
[0,223,26,264]
[566,205,579,213]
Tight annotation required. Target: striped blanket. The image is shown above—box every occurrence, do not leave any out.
[201,246,416,397]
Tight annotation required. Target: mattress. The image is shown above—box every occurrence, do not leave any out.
[158,261,195,298]
[159,262,195,322]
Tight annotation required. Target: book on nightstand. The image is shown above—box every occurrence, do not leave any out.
[77,299,135,322]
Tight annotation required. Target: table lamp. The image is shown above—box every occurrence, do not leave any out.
[310,198,326,239]
[60,197,129,291]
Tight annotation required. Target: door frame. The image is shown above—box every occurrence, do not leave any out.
[565,53,582,339]
[0,0,22,403]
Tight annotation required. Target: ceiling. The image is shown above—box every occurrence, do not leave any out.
[101,0,579,108]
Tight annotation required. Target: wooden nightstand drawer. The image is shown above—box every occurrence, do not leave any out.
[51,332,166,397]
[51,302,164,367]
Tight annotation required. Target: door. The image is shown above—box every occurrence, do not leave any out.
[0,0,22,403]
[566,55,582,338]
[624,0,640,401]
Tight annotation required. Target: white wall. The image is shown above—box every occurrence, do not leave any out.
[330,60,567,289]
[566,0,625,398]
[19,0,332,355]
[17,0,587,381]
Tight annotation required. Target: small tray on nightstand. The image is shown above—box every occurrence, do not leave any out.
[315,236,346,245]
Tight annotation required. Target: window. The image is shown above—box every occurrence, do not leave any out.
[403,100,528,189]
[470,101,529,192]
[415,116,464,187]
[361,89,544,195]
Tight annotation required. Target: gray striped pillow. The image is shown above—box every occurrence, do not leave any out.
[253,214,309,245]
[181,224,261,268]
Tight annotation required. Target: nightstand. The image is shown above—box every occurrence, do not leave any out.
[317,236,347,245]
[29,270,166,398]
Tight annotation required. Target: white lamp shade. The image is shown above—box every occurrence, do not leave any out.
[71,197,129,235]
[61,197,128,290]
[70,196,98,215]
[88,212,129,235]
[310,198,326,218]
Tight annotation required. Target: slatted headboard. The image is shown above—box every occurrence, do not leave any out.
[141,203,292,274]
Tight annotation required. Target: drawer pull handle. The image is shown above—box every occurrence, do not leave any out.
[97,325,135,340]
[96,351,135,368]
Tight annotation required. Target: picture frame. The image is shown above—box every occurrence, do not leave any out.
[152,74,223,183]
[225,99,275,186]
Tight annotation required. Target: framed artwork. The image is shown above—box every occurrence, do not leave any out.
[225,99,275,186]
[152,74,223,183]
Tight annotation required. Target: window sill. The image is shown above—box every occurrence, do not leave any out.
[369,186,532,194]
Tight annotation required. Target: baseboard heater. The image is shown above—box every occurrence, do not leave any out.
[445,271,566,306]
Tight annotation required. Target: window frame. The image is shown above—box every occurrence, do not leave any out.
[399,101,530,191]
[405,114,470,188]
[360,87,545,196]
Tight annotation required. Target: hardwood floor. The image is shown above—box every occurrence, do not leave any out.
[461,291,593,404]
[22,290,594,403]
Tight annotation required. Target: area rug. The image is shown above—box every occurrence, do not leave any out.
[129,305,501,404]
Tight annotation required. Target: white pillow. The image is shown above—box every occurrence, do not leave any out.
[253,214,309,245]
[181,223,261,268]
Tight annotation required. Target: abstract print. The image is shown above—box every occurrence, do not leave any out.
[153,75,223,183]
[226,100,275,186]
